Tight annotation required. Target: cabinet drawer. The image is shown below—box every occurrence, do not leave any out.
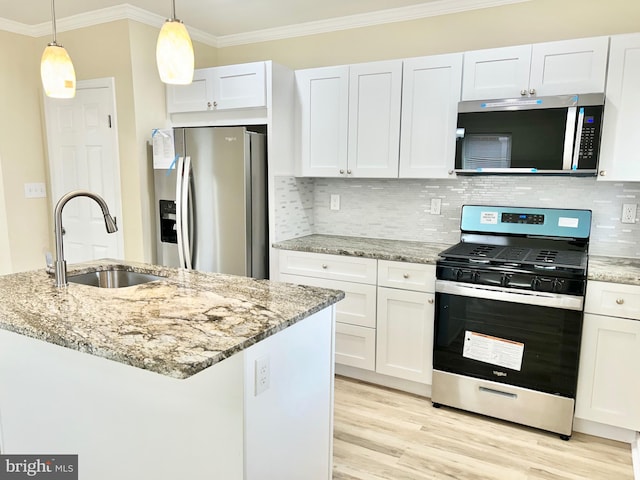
[377,260,435,292]
[279,274,376,328]
[335,323,376,371]
[279,250,377,284]
[585,281,640,320]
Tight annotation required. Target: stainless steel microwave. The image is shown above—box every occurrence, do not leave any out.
[454,93,605,175]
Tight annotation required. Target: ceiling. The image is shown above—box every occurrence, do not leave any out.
[0,0,529,46]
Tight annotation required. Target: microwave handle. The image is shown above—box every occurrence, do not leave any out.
[562,107,577,170]
[571,107,586,170]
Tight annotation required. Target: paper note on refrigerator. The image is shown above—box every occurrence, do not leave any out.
[152,129,176,169]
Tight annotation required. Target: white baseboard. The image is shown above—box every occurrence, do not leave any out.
[572,418,637,443]
[632,432,639,480]
[335,364,431,398]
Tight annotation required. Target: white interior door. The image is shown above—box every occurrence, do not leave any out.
[44,78,123,264]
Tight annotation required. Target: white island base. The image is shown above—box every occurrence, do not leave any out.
[0,307,335,480]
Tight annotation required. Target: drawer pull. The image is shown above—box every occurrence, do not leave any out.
[403,273,409,279]
[428,298,434,304]
[321,264,328,269]
[616,298,624,305]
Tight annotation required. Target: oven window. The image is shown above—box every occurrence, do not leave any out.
[434,292,582,397]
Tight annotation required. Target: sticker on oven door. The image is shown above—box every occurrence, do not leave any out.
[480,211,499,224]
[463,331,524,371]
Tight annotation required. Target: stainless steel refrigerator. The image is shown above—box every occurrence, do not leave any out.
[153,126,268,278]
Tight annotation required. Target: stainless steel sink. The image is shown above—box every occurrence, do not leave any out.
[68,267,165,288]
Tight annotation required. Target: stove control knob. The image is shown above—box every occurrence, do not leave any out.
[455,269,464,281]
[501,274,511,287]
[552,278,564,293]
[472,271,480,283]
[531,277,541,290]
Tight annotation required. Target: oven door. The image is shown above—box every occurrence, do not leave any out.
[434,280,583,398]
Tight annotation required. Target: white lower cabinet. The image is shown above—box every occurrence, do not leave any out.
[575,281,640,431]
[376,287,434,383]
[278,251,436,386]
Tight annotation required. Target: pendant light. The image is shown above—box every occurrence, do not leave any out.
[41,0,76,98]
[156,0,194,85]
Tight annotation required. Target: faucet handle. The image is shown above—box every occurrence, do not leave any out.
[45,252,54,275]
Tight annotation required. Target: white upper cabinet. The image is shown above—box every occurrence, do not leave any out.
[166,61,266,113]
[295,66,349,177]
[399,54,462,178]
[348,60,403,178]
[295,60,402,178]
[462,37,609,100]
[597,33,640,181]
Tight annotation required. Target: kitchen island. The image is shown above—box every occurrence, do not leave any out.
[0,260,344,480]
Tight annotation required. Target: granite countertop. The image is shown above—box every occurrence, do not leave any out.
[273,234,451,265]
[0,260,344,379]
[588,255,640,286]
[274,234,640,287]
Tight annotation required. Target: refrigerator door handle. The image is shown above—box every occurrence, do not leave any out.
[175,156,186,269]
[181,156,193,269]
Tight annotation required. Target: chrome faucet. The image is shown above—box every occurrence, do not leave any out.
[53,190,118,287]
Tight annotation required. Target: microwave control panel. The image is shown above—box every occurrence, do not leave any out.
[577,106,603,166]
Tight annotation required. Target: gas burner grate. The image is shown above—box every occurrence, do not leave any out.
[534,250,559,263]
[467,245,498,257]
[497,247,529,261]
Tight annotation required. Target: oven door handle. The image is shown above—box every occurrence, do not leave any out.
[435,280,584,311]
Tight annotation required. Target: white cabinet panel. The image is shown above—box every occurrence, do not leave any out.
[376,287,434,383]
[279,250,377,284]
[585,281,640,320]
[462,37,608,100]
[348,60,402,178]
[377,260,435,292]
[598,33,640,181]
[335,323,376,371]
[166,62,266,114]
[295,66,349,177]
[212,62,266,110]
[280,274,376,328]
[166,69,213,113]
[462,45,532,100]
[529,37,609,96]
[399,54,462,179]
[576,312,640,430]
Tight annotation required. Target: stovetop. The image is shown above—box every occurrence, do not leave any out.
[439,242,588,271]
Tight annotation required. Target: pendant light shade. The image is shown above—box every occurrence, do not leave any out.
[156,1,194,85]
[41,0,76,98]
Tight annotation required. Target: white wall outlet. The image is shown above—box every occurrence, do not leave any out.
[24,182,47,199]
[330,194,340,211]
[430,198,442,215]
[621,203,637,224]
[255,355,270,396]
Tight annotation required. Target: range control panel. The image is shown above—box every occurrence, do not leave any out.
[501,213,545,225]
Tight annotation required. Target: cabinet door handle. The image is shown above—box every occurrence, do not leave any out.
[403,273,409,279]
[321,264,328,269]
[428,298,434,304]
[599,170,606,176]
[347,169,352,175]
[529,88,536,96]
[339,169,345,174]
[616,298,624,305]
[520,89,528,96]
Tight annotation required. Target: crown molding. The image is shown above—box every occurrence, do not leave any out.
[1,0,530,48]
[215,0,532,47]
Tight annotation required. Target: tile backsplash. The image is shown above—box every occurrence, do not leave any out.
[274,176,640,258]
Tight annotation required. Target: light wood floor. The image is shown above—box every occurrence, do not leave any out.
[333,376,634,480]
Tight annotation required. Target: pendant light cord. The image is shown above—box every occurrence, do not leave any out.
[170,0,177,21]
[50,0,58,44]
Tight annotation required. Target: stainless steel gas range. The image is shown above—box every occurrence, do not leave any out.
[432,205,592,440]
